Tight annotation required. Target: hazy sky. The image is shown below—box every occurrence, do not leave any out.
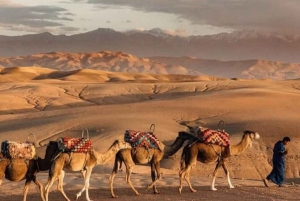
[0,0,299,36]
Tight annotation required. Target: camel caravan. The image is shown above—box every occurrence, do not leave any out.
[0,122,260,201]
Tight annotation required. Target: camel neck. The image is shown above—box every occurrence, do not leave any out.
[230,135,250,155]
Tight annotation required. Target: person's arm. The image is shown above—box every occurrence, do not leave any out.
[274,142,287,156]
[280,149,288,156]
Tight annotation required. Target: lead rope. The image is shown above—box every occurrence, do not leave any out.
[254,139,272,150]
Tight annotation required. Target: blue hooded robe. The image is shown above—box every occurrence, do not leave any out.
[267,140,286,185]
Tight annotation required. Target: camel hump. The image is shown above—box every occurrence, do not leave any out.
[1,140,36,160]
[124,130,162,150]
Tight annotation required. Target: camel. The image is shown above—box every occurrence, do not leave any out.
[179,130,260,193]
[0,141,59,201]
[109,131,196,198]
[44,139,132,201]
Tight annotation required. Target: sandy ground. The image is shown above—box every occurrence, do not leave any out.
[1,68,300,200]
[1,172,300,201]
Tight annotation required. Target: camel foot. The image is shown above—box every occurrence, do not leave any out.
[135,193,141,196]
[147,183,156,189]
[211,187,217,191]
[153,191,160,194]
[229,185,235,189]
[111,195,118,198]
[190,189,197,193]
[178,187,182,194]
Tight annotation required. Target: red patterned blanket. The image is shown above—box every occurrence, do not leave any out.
[58,137,93,153]
[189,126,230,146]
[201,128,230,146]
[124,130,161,150]
[1,140,36,160]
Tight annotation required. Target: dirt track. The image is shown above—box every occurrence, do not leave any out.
[1,185,300,201]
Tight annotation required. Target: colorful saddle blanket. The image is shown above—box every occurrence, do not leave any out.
[124,130,161,150]
[1,140,36,160]
[58,137,93,153]
[199,128,230,146]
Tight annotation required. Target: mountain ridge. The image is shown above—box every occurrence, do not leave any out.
[1,29,300,63]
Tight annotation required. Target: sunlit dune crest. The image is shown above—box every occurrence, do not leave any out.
[0,66,225,83]
[0,51,300,80]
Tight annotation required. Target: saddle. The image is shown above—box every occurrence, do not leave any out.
[124,126,163,150]
[189,126,230,147]
[57,129,93,153]
[1,140,36,160]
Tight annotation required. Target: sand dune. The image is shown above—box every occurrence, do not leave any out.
[1,51,300,80]
[0,66,300,200]
[0,66,225,83]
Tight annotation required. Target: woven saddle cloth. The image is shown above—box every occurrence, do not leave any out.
[1,140,36,160]
[58,137,93,153]
[190,126,230,147]
[124,130,163,150]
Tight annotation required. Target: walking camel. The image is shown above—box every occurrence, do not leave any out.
[0,141,59,201]
[179,129,260,193]
[44,139,132,201]
[109,131,196,198]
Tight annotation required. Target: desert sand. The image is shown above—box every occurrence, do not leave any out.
[0,66,300,200]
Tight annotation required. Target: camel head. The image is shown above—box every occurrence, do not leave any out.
[243,130,260,147]
[244,130,260,140]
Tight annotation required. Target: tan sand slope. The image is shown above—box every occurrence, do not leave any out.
[0,66,225,83]
[0,67,300,200]
[1,51,300,79]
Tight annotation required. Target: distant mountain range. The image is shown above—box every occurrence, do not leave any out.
[1,28,300,63]
[0,51,299,80]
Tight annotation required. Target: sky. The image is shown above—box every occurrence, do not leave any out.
[0,0,299,36]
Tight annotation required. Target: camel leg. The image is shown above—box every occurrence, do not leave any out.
[45,170,70,201]
[75,166,93,201]
[179,146,192,194]
[185,167,197,193]
[57,170,71,201]
[125,162,140,196]
[211,161,223,191]
[32,176,46,201]
[23,179,31,201]
[81,169,86,180]
[179,160,196,193]
[182,163,197,193]
[147,161,162,193]
[109,156,121,198]
[179,166,187,193]
[44,176,56,201]
[0,170,4,186]
[0,160,6,187]
[222,162,234,189]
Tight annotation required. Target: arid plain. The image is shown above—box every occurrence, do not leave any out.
[1,66,300,200]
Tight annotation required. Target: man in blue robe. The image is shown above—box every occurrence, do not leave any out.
[263,136,291,187]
